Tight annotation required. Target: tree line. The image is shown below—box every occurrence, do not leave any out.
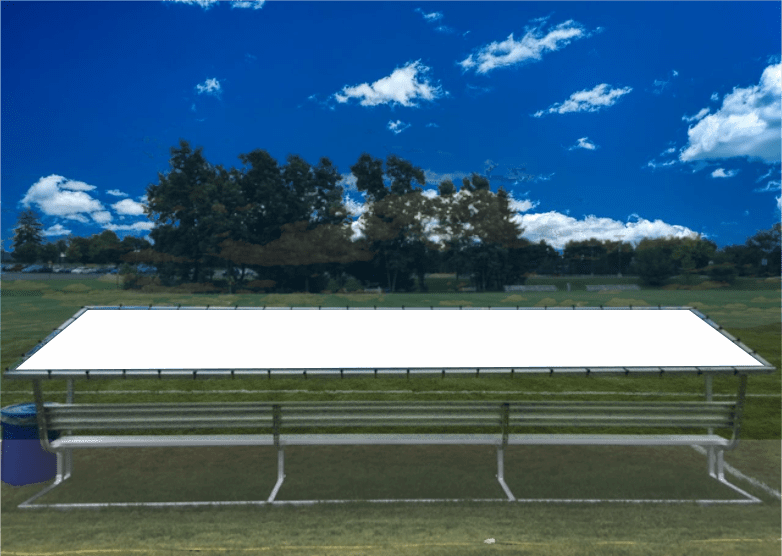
[10,139,781,291]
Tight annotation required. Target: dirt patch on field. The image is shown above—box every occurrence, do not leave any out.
[603,298,650,307]
[724,303,748,310]
[686,301,715,311]
[534,297,558,307]
[333,293,384,304]
[751,296,780,303]
[62,283,92,293]
[263,293,328,306]
[501,294,528,303]
[439,299,473,306]
[558,299,589,307]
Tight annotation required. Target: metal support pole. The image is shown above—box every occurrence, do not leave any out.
[705,374,715,477]
[496,446,516,501]
[267,447,285,503]
[65,379,74,479]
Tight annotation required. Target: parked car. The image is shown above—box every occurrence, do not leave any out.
[22,264,47,273]
[53,267,71,273]
[135,264,157,275]
[70,267,89,274]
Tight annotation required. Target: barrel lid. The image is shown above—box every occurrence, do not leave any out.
[1,403,38,419]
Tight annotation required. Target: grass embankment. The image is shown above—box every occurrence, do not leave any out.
[1,278,780,556]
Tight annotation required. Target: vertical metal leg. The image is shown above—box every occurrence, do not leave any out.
[65,379,74,480]
[267,447,286,503]
[705,375,715,477]
[496,447,516,501]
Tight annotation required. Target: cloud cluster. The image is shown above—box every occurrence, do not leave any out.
[231,0,264,9]
[459,19,593,74]
[112,198,146,216]
[533,83,632,117]
[518,212,699,250]
[19,175,151,237]
[21,175,111,225]
[334,61,445,107]
[196,77,222,97]
[169,0,218,8]
[387,120,411,135]
[569,137,597,151]
[414,8,443,23]
[170,0,264,10]
[43,224,72,237]
[680,62,781,163]
[711,168,738,178]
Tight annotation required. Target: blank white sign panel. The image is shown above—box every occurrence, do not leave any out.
[16,308,763,371]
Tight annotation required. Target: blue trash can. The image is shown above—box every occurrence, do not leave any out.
[1,403,61,486]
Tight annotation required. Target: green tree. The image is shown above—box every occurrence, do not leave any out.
[66,236,91,264]
[88,230,123,265]
[634,238,677,285]
[146,139,222,282]
[12,209,44,263]
[745,223,781,276]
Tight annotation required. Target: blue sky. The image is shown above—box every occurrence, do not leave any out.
[2,0,780,252]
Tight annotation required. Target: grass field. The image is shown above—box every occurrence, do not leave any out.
[1,277,780,556]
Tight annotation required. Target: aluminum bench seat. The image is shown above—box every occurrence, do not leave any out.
[50,432,732,450]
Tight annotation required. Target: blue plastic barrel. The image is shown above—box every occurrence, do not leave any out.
[1,403,61,486]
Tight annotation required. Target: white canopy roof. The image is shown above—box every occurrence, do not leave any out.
[9,307,771,377]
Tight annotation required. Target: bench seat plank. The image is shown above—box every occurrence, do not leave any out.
[50,433,731,449]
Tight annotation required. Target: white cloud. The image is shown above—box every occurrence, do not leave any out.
[569,137,597,151]
[106,189,128,197]
[519,212,699,250]
[105,222,155,233]
[338,173,358,192]
[435,25,455,34]
[710,92,719,102]
[682,108,710,123]
[652,69,679,95]
[711,168,738,178]
[92,211,113,224]
[509,197,539,212]
[195,77,222,97]
[343,194,366,218]
[112,198,146,216]
[20,175,110,224]
[231,0,264,9]
[756,167,778,182]
[459,19,592,74]
[245,53,257,62]
[426,122,439,128]
[414,8,443,23]
[169,0,219,9]
[755,180,781,192]
[662,147,676,155]
[422,169,470,186]
[680,62,781,163]
[43,224,72,237]
[387,120,411,135]
[334,60,445,107]
[777,195,782,214]
[533,84,632,117]
[645,159,677,170]
[534,172,555,182]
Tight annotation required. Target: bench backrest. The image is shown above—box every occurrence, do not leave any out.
[44,400,736,433]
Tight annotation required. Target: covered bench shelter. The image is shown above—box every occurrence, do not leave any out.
[5,305,775,508]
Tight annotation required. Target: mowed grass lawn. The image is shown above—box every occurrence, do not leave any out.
[1,277,780,556]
